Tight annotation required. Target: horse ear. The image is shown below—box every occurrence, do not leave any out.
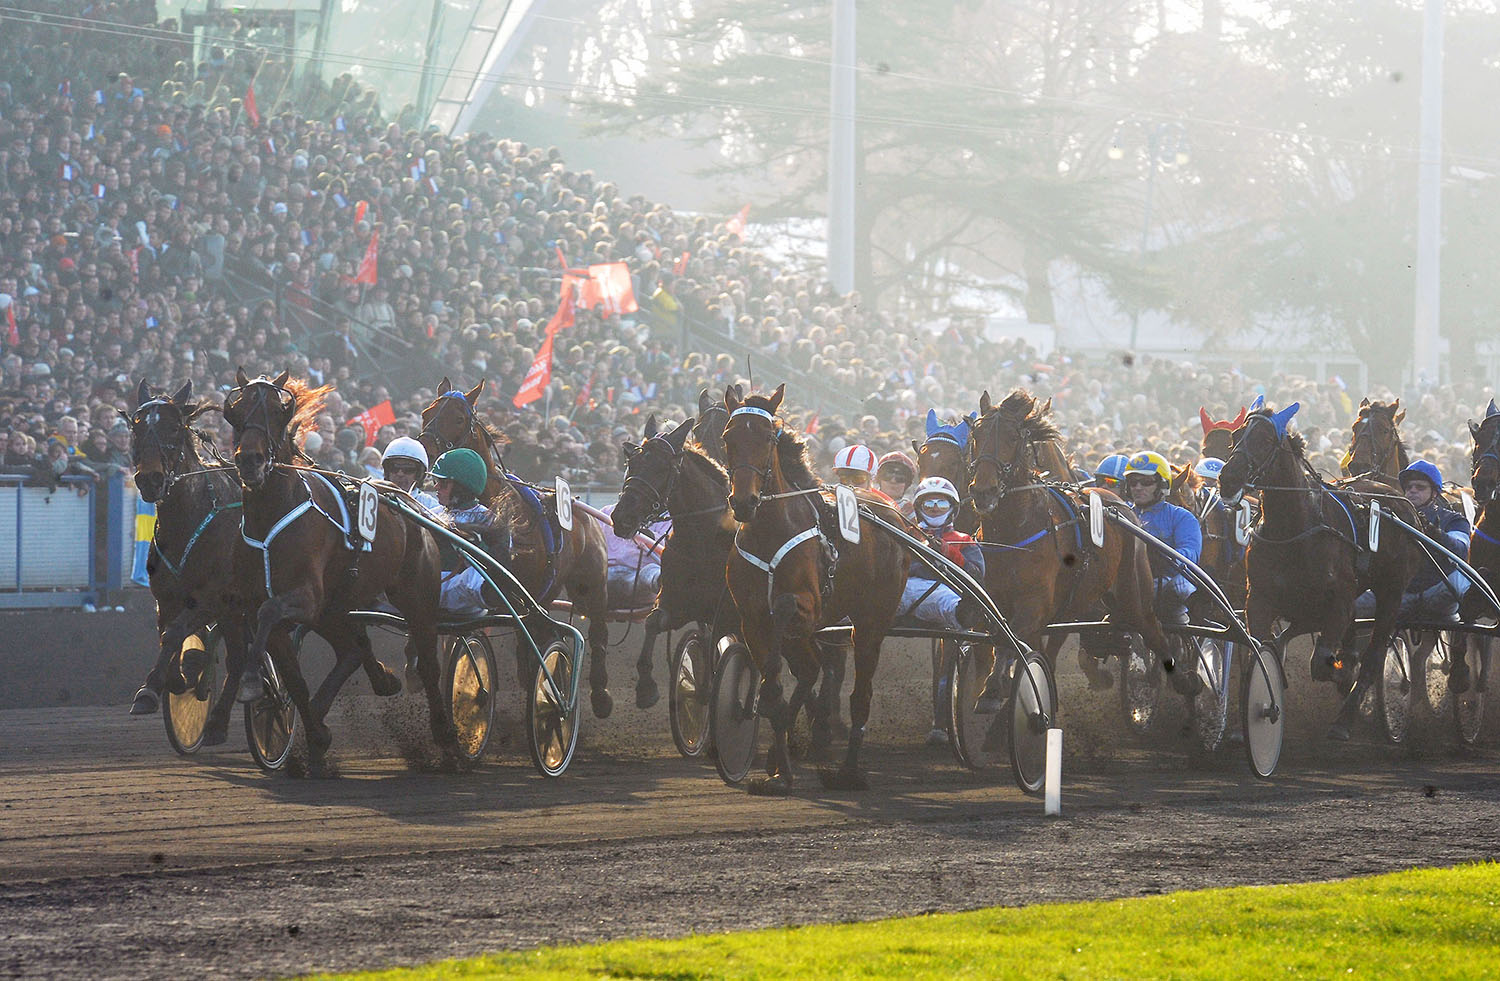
[1199,407,1213,435]
[1041,397,1052,415]
[272,369,290,388]
[699,389,713,414]
[643,413,658,438]
[926,408,939,437]
[1360,396,1371,409]
[725,385,742,412]
[1231,406,1248,428]
[911,439,922,456]
[465,379,486,404]
[979,390,992,415]
[1471,420,1482,439]
[235,367,249,387]
[1271,401,1300,436]
[1489,398,1500,418]
[1248,394,1265,412]
[440,376,451,393]
[137,379,152,406]
[172,380,192,404]
[667,417,693,450]
[954,419,971,446]
[623,442,640,460]
[1393,404,1405,426]
[768,383,785,412]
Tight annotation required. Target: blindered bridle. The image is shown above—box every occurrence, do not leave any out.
[420,391,480,455]
[227,379,296,465]
[620,433,686,530]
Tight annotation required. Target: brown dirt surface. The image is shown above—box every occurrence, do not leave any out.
[2,631,1497,980]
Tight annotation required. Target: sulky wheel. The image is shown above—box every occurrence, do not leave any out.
[1190,638,1229,754]
[163,630,220,756]
[1376,633,1414,744]
[669,627,714,759]
[527,639,581,778]
[1241,642,1286,778]
[948,641,1005,772]
[1454,636,1489,746]
[1118,632,1161,734]
[444,632,498,765]
[1008,647,1058,796]
[709,639,760,786]
[244,656,299,773]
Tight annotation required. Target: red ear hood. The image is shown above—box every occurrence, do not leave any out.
[1200,407,1214,435]
[1201,406,1248,434]
[1230,406,1248,429]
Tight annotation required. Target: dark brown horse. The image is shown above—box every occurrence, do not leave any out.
[224,370,453,771]
[690,388,731,466]
[723,384,910,790]
[612,414,739,708]
[967,389,1170,706]
[1200,406,1247,462]
[1463,405,1500,629]
[1196,407,1254,612]
[1217,403,1420,740]
[419,378,614,717]
[1341,399,1407,481]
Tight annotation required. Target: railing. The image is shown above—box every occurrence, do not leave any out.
[0,473,135,609]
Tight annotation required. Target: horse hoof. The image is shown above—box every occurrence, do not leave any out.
[370,667,403,698]
[1085,668,1115,691]
[202,724,229,747]
[818,765,869,791]
[1326,723,1352,742]
[973,695,1003,715]
[925,727,950,748]
[1449,661,1472,696]
[236,674,264,704]
[747,775,792,796]
[128,687,160,716]
[635,678,660,710]
[1309,651,1336,684]
[592,688,614,720]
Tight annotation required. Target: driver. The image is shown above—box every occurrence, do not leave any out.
[380,436,438,509]
[875,450,917,505]
[1124,452,1204,699]
[832,444,878,490]
[1091,453,1130,493]
[428,448,511,616]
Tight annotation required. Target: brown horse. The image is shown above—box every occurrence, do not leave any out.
[723,384,910,791]
[1217,403,1421,740]
[690,388,731,466]
[1199,406,1247,462]
[1341,398,1407,482]
[1463,405,1500,631]
[224,370,453,772]
[967,389,1171,707]
[612,414,740,708]
[419,378,615,718]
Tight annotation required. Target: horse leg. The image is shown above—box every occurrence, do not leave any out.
[202,617,250,746]
[927,639,951,746]
[635,608,664,710]
[359,641,403,698]
[749,593,799,795]
[821,626,883,791]
[585,609,613,719]
[131,606,203,715]
[252,588,332,762]
[406,616,460,767]
[1328,588,1388,741]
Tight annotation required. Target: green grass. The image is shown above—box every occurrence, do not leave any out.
[308,863,1500,980]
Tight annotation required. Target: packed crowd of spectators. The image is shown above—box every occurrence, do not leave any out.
[0,0,1494,511]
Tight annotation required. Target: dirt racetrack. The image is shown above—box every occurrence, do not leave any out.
[2,630,1498,980]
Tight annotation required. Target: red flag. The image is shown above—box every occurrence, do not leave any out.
[514,283,576,407]
[244,83,260,126]
[545,279,576,335]
[580,261,638,316]
[805,412,820,435]
[4,302,17,348]
[347,400,396,447]
[354,200,368,225]
[724,204,750,239]
[555,245,569,270]
[349,228,378,285]
[574,371,597,408]
[672,251,690,276]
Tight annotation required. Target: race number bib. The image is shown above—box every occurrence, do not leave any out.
[555,476,573,531]
[1234,500,1253,546]
[357,482,379,543]
[1085,489,1105,548]
[835,484,861,544]
[1368,500,1381,553]
[1461,489,1477,528]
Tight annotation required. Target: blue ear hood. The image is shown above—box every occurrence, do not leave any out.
[925,409,971,449]
[1248,394,1265,413]
[1271,401,1300,437]
[1487,398,1499,418]
[926,408,940,438]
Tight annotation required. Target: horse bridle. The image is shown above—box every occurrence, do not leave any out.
[620,434,684,528]
[1226,414,1294,493]
[420,391,479,455]
[694,406,728,451]
[724,405,782,494]
[1472,420,1500,501]
[129,398,193,493]
[1349,413,1398,477]
[969,411,1034,493]
[227,379,294,464]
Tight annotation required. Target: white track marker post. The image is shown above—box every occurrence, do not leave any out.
[1044,728,1063,816]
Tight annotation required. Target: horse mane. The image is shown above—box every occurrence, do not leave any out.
[998,389,1063,443]
[283,378,334,446]
[743,393,820,489]
[478,415,511,451]
[682,441,729,493]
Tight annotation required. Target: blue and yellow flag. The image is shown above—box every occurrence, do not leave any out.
[132,498,155,587]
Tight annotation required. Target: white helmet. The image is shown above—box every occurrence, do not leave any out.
[912,476,960,506]
[913,476,960,529]
[832,444,877,476]
[381,436,430,469]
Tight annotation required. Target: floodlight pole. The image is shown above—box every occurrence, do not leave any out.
[1413,0,1444,386]
[827,0,856,294]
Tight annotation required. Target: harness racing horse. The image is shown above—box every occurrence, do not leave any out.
[224,370,454,773]
[690,388,731,465]
[1464,402,1500,632]
[967,390,1171,709]
[126,380,254,735]
[1217,403,1421,741]
[612,414,740,709]
[1200,406,1248,463]
[1197,405,1254,611]
[1341,399,1407,482]
[723,384,910,791]
[419,378,615,717]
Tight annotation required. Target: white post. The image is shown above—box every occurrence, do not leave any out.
[1413,0,1444,385]
[827,0,856,294]
[1044,727,1062,816]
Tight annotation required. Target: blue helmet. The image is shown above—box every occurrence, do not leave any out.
[1398,459,1442,491]
[1093,454,1130,483]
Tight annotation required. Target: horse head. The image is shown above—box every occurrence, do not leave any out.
[223,368,296,490]
[916,408,971,490]
[418,376,486,462]
[1218,402,1301,506]
[691,387,730,464]
[723,383,786,522]
[1469,399,1500,502]
[967,389,1063,515]
[1199,405,1247,461]
[614,414,693,538]
[126,378,202,503]
[1342,398,1406,478]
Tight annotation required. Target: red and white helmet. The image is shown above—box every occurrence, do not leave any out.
[832,443,877,476]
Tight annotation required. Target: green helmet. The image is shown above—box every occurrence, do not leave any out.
[431,448,488,498]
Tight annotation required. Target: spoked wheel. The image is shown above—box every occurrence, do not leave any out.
[444,632,497,765]
[1119,633,1161,734]
[1242,642,1286,778]
[1454,637,1489,746]
[669,628,714,759]
[245,658,299,773]
[527,639,581,778]
[1376,633,1415,744]
[949,642,1005,771]
[1008,648,1058,795]
[163,630,220,756]
[1190,638,1229,754]
[709,640,759,786]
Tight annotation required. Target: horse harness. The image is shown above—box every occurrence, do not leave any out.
[241,469,369,598]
